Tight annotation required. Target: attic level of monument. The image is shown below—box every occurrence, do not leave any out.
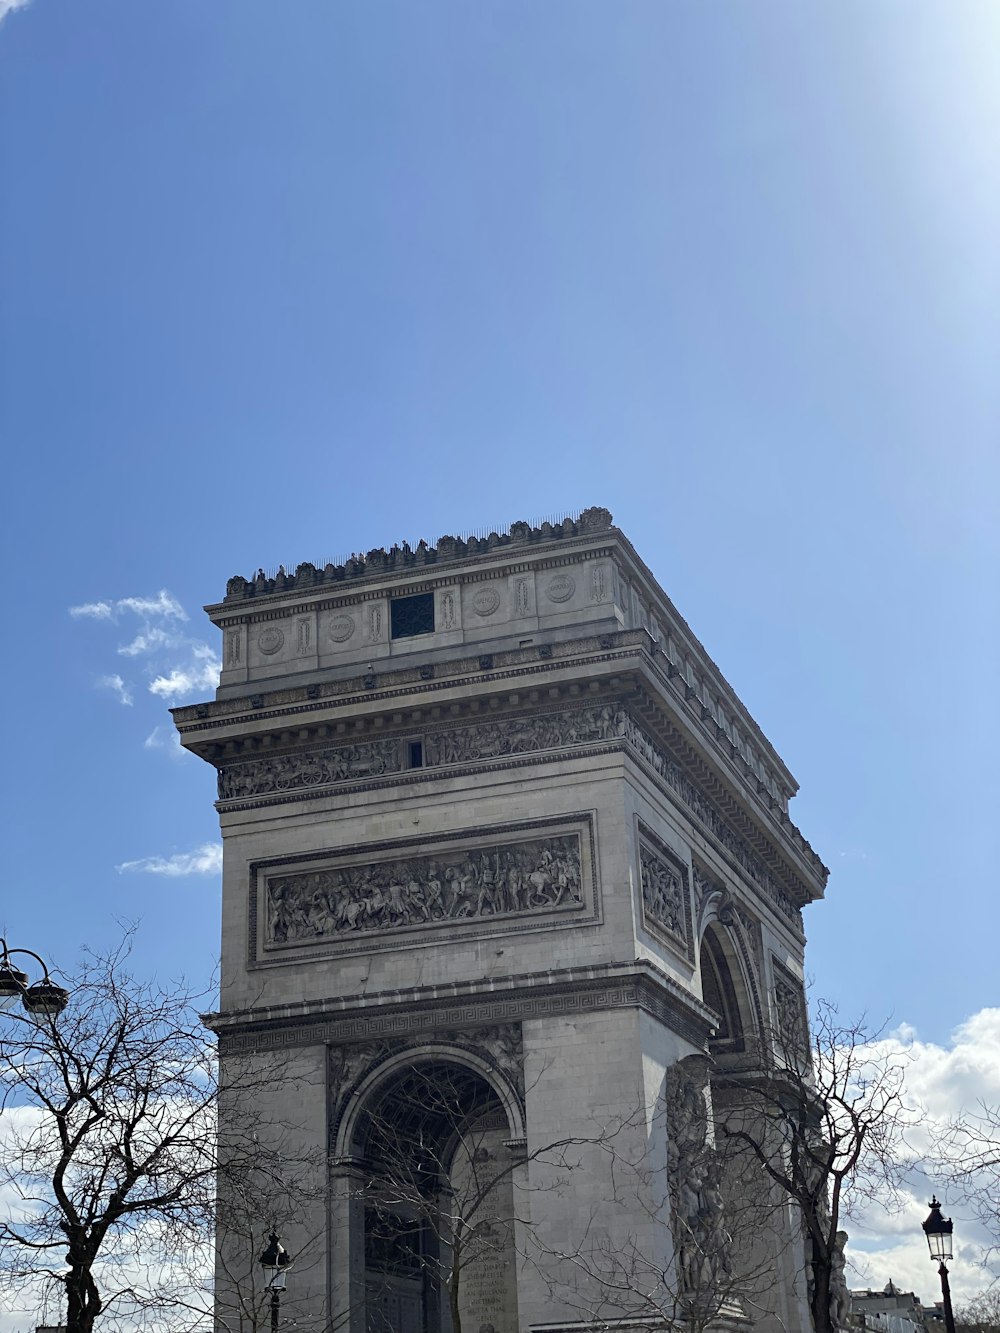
[200,509,806,826]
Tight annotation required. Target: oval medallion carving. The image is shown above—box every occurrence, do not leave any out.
[545,573,576,603]
[257,627,285,655]
[472,585,502,617]
[328,614,356,644]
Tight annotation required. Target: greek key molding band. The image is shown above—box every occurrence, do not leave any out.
[208,961,718,1057]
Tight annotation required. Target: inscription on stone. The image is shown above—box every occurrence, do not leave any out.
[453,1125,518,1333]
[266,833,582,945]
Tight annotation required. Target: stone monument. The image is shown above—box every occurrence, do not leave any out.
[175,508,828,1333]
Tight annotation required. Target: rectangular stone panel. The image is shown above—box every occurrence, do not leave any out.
[247,815,599,967]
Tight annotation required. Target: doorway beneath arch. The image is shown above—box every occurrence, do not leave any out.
[354,1060,519,1333]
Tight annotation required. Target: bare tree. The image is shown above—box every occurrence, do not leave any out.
[935,1104,1000,1258]
[523,1054,793,1333]
[717,1000,914,1333]
[0,931,321,1333]
[350,1054,785,1333]
[954,1289,1000,1333]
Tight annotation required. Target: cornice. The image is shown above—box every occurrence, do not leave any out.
[204,958,719,1055]
[173,628,827,899]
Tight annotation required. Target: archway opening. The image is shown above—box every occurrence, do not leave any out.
[699,926,746,1056]
[354,1060,516,1333]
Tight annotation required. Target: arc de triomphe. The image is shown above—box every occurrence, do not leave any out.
[175,508,827,1333]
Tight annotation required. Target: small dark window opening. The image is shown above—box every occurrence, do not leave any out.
[390,592,435,639]
[408,741,424,769]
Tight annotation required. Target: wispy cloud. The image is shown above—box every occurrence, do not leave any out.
[143,726,189,760]
[69,589,187,623]
[98,673,133,707]
[118,627,178,658]
[68,588,218,720]
[0,0,32,26]
[115,843,223,876]
[148,646,221,702]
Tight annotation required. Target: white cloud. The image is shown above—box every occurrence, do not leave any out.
[116,590,187,621]
[69,589,187,623]
[97,673,133,707]
[143,726,189,760]
[118,627,178,657]
[115,843,223,876]
[843,1009,1000,1303]
[148,648,221,702]
[70,598,114,620]
[0,0,32,25]
[68,588,219,719]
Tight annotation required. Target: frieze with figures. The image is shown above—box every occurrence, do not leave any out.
[216,697,804,927]
[623,717,802,927]
[265,833,583,947]
[771,959,807,1057]
[218,737,400,799]
[422,704,627,767]
[638,836,691,957]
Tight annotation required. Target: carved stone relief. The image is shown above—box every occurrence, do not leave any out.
[638,835,690,955]
[623,717,801,927]
[218,738,400,799]
[225,629,241,668]
[297,618,311,654]
[591,563,608,603]
[472,585,502,617]
[664,1057,733,1300]
[515,577,529,616]
[328,613,356,643]
[545,573,576,603]
[328,1023,525,1140]
[368,606,383,642]
[266,833,583,946]
[257,626,285,655]
[423,704,627,767]
[441,590,456,629]
[772,959,807,1056]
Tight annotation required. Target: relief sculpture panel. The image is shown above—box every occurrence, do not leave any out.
[266,833,583,947]
[423,704,627,767]
[218,738,401,799]
[638,834,691,957]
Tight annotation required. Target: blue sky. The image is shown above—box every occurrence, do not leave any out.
[1,0,998,1285]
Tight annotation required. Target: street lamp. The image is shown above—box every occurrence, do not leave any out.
[259,1232,292,1332]
[922,1196,956,1333]
[0,939,69,1015]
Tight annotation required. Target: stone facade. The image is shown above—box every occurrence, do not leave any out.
[178,510,827,1333]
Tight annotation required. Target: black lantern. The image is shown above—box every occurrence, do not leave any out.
[0,940,69,1016]
[922,1198,956,1333]
[259,1232,292,1332]
[922,1196,954,1263]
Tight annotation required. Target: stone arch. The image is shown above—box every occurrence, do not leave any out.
[334,1046,524,1333]
[696,907,764,1056]
[333,1042,525,1161]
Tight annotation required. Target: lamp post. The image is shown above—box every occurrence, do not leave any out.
[922,1196,957,1333]
[259,1232,292,1333]
[0,938,69,1015]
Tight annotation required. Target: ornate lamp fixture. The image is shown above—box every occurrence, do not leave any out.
[922,1197,956,1333]
[0,939,69,1016]
[259,1232,292,1332]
